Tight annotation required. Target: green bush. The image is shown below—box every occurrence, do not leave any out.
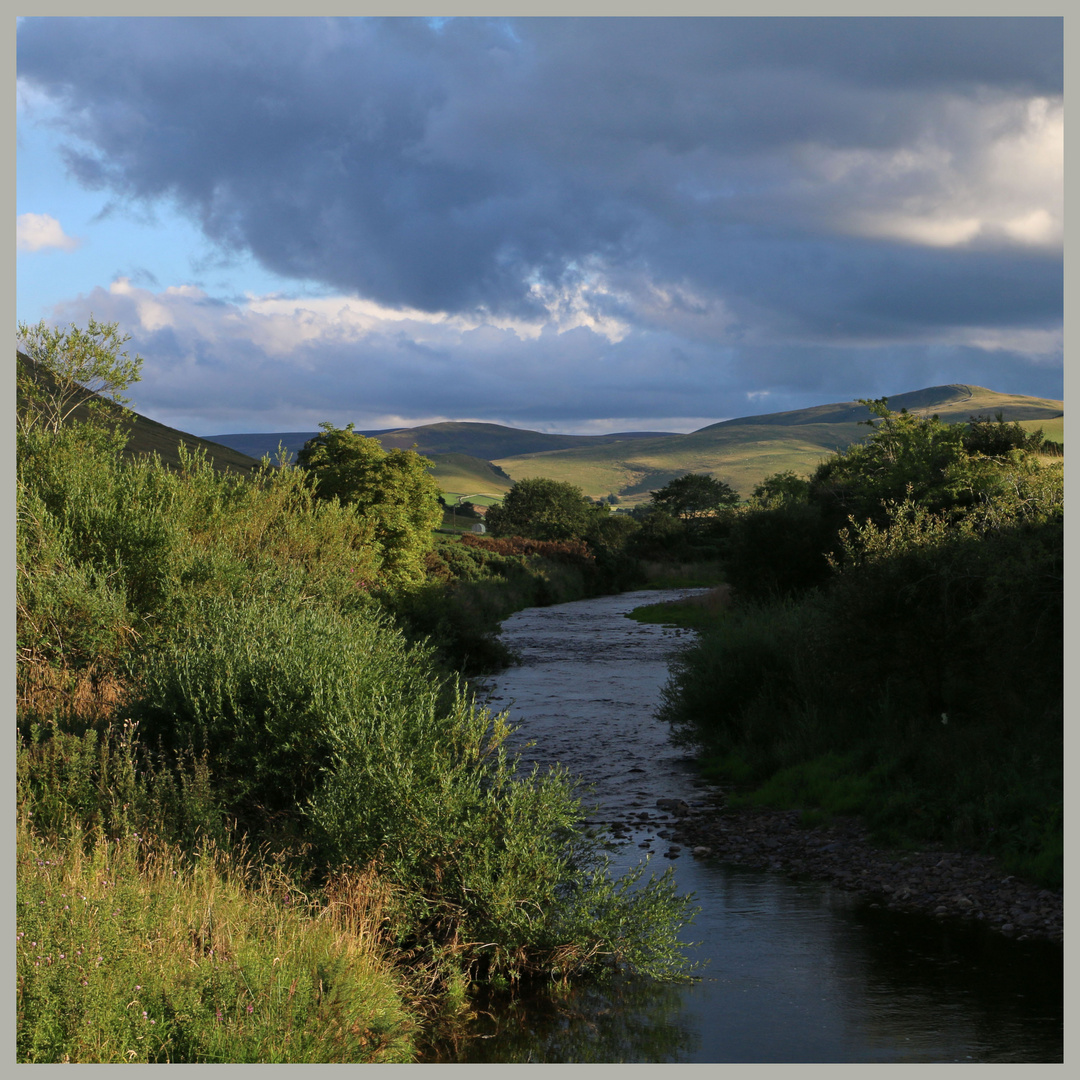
[660,485,1063,884]
[126,592,695,982]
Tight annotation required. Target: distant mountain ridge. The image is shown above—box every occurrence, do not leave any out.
[209,383,1063,502]
[209,423,677,464]
[22,353,1059,503]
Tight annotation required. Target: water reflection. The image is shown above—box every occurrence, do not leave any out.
[437,977,700,1063]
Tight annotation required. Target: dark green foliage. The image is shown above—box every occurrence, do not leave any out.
[626,508,686,561]
[485,477,597,541]
[962,412,1048,458]
[662,402,1064,886]
[721,500,834,599]
[751,470,811,507]
[649,473,739,528]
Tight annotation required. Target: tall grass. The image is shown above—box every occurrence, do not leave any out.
[16,816,415,1063]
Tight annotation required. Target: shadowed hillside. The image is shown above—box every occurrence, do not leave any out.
[17,351,263,475]
[209,423,675,463]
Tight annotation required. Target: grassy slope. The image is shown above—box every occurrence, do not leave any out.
[496,385,1064,502]
[17,352,264,476]
[119,412,265,475]
[428,453,513,502]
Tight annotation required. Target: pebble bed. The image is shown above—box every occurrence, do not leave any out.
[599,797,1063,946]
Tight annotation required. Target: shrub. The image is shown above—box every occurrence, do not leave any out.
[126,593,696,982]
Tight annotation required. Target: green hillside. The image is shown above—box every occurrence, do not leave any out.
[427,453,514,503]
[209,422,675,463]
[17,351,263,476]
[494,385,1064,503]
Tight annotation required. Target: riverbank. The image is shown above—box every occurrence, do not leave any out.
[599,795,1063,946]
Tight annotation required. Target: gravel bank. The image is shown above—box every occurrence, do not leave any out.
[600,797,1063,946]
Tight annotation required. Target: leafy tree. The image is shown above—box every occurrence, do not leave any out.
[649,473,739,534]
[809,399,972,525]
[297,422,443,584]
[751,470,811,508]
[962,412,1047,458]
[17,317,144,435]
[626,507,686,560]
[484,477,596,541]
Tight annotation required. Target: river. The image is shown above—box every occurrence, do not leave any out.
[434,589,1063,1064]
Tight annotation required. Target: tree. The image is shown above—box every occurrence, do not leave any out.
[809,398,973,525]
[17,317,144,435]
[649,473,739,531]
[297,422,443,584]
[751,470,811,508]
[962,412,1047,459]
[484,477,595,541]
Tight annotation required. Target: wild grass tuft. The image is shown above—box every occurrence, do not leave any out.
[16,815,415,1063]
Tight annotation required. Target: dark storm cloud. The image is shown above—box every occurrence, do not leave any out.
[18,16,1062,332]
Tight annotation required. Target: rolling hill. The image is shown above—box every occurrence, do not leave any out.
[493,384,1064,503]
[23,355,1060,507]
[208,383,1062,504]
[208,423,676,464]
[17,351,264,476]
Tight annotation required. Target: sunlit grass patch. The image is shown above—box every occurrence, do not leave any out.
[16,817,415,1063]
[627,586,732,630]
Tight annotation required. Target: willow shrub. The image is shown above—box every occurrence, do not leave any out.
[128,593,696,984]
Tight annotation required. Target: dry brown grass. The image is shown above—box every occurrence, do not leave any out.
[17,660,129,724]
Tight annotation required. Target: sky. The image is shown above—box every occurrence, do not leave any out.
[15,15,1063,438]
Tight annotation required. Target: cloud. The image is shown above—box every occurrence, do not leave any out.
[16,17,1062,431]
[17,18,1062,336]
[47,277,1062,437]
[17,212,80,252]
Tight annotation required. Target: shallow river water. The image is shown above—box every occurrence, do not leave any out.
[440,590,1063,1064]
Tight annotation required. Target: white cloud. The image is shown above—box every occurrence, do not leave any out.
[17,212,81,252]
[804,94,1063,252]
[47,275,1061,436]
